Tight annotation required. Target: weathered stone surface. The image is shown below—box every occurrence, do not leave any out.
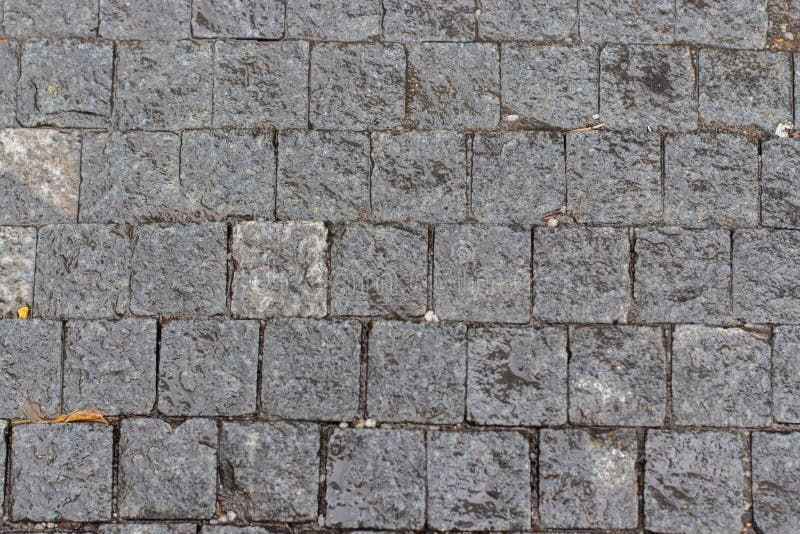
[502,44,597,129]
[119,418,217,519]
[330,223,427,317]
[202,528,277,534]
[768,0,800,50]
[192,0,284,38]
[633,228,730,322]
[100,0,190,39]
[231,222,327,318]
[372,131,466,222]
[131,224,227,316]
[427,431,531,531]
[567,130,661,224]
[114,41,212,131]
[384,0,475,41]
[773,326,800,422]
[762,139,800,228]
[672,325,771,427]
[665,133,758,227]
[581,0,673,43]
[3,0,98,37]
[645,430,746,532]
[534,227,630,323]
[435,224,530,322]
[11,424,112,522]
[100,525,196,534]
[540,428,638,529]
[64,319,156,415]
[214,41,308,128]
[477,0,576,40]
[287,0,381,40]
[277,130,369,221]
[159,320,259,416]
[81,132,181,223]
[569,325,666,426]
[467,326,567,426]
[752,432,800,532]
[0,227,35,316]
[676,0,768,48]
[220,422,318,521]
[0,129,81,224]
[0,42,18,126]
[262,319,361,421]
[325,429,425,529]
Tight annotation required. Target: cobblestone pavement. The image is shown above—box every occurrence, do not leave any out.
[2,0,800,532]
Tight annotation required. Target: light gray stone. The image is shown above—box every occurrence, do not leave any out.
[3,0,98,37]
[477,0,576,41]
[0,42,18,126]
[192,0,284,38]
[100,0,190,39]
[676,0,767,48]
[0,227,35,316]
[581,0,673,43]
[100,525,196,534]
[752,432,800,533]
[762,139,800,228]
[286,0,381,40]
[773,326,800,422]
[383,0,475,42]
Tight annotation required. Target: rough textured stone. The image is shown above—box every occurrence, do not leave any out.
[774,326,800,422]
[372,131,466,223]
[81,132,181,223]
[540,428,638,529]
[3,0,98,37]
[0,227,35,316]
[672,325,771,427]
[569,325,666,426]
[0,42,18,126]
[287,0,381,40]
[645,431,746,533]
[114,41,212,131]
[762,139,800,228]
[502,44,597,129]
[10,424,112,522]
[427,431,531,531]
[330,223,427,317]
[202,528,277,534]
[467,326,567,426]
[119,418,217,519]
[214,41,308,128]
[231,222,327,318]
[35,224,131,319]
[99,525,196,534]
[100,0,190,39]
[665,133,758,228]
[131,224,227,316]
[64,319,156,415]
[633,228,731,323]
[567,130,661,224]
[768,0,800,49]
[752,432,800,532]
[262,319,361,421]
[477,0,576,40]
[310,43,405,130]
[192,0,284,38]
[277,130,369,221]
[220,422,318,521]
[384,0,475,41]
[534,227,630,323]
[676,0,768,48]
[435,224,530,322]
[325,429,425,529]
[0,129,81,224]
[581,0,673,43]
[159,320,259,416]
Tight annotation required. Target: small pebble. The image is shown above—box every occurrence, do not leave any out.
[424,310,439,322]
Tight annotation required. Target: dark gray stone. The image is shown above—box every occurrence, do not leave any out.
[325,429,425,529]
[427,431,531,531]
[477,0,576,41]
[3,0,98,37]
[100,0,190,39]
[0,42,18,126]
[676,0,767,48]
[220,421,319,521]
[581,0,673,43]
[540,428,638,529]
[192,0,284,38]
[119,418,217,519]
[383,0,475,42]
[0,226,36,317]
[762,139,800,228]
[287,0,381,40]
[773,326,800,422]
[752,432,800,532]
[100,525,196,534]
[10,424,112,522]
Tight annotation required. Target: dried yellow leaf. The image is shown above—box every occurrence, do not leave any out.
[12,401,108,425]
[16,305,29,319]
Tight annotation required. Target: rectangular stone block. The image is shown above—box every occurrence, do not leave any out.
[4,0,98,37]
[287,0,381,40]
[384,0,475,42]
[100,0,190,39]
[752,432,800,533]
[0,41,18,126]
[773,326,800,422]
[99,525,196,534]
[477,0,576,41]
[762,139,800,228]
[0,227,35,316]
[581,0,673,43]
[676,0,767,48]
[192,0,284,38]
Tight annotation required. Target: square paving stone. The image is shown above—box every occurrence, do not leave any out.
[569,325,666,426]
[214,41,308,129]
[325,429,425,529]
[310,43,405,130]
[645,430,747,533]
[752,432,800,532]
[3,0,98,37]
[567,130,661,224]
[262,319,361,421]
[774,326,800,422]
[99,524,196,534]
[330,223,427,317]
[10,424,112,522]
[80,132,182,223]
[100,0,190,39]
[477,0,576,41]
[427,431,531,531]
[665,133,758,228]
[699,50,791,132]
[231,222,327,318]
[0,319,61,418]
[762,139,800,228]
[220,421,319,521]
[18,40,112,128]
[368,321,466,424]
[64,319,157,415]
[35,224,131,319]
[159,320,259,416]
[119,418,217,519]
[372,131,466,223]
[435,224,530,322]
[501,44,597,129]
[467,326,567,426]
[0,227,35,317]
[633,228,731,323]
[533,227,630,323]
[581,0,673,43]
[540,428,638,529]
[287,0,381,40]
[0,42,18,126]
[0,129,81,224]
[192,0,284,38]
[473,131,563,224]
[672,325,771,427]
[114,41,212,131]
[131,224,227,316]
[277,130,370,221]
[383,0,475,42]
[676,0,768,48]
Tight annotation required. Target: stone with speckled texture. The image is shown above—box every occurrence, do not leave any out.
[676,0,767,48]
[192,0,284,38]
[287,0,381,40]
[100,0,190,39]
[762,139,800,228]
[752,432,800,532]
[581,0,673,43]
[0,42,18,126]
[384,0,475,42]
[4,0,98,37]
[0,226,35,317]
[477,0,576,41]
[773,326,800,422]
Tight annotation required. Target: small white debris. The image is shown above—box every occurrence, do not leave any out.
[592,113,600,120]
[226,511,237,522]
[338,421,348,428]
[776,122,794,137]
[504,114,520,122]
[364,418,377,428]
[547,218,559,227]
[318,514,326,526]
[424,310,439,322]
